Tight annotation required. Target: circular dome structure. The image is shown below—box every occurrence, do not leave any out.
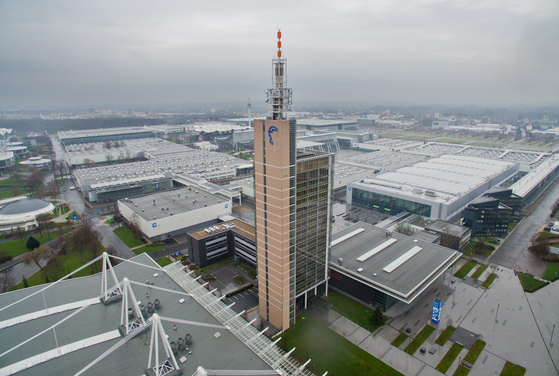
[0,198,52,215]
[0,198,55,235]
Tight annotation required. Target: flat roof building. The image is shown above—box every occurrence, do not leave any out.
[330,222,460,312]
[0,253,311,375]
[347,154,519,221]
[58,126,155,146]
[118,187,231,242]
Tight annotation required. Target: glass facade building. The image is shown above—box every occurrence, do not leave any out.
[352,188,432,217]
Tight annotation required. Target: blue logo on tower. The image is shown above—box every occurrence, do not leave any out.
[225,204,229,209]
[152,223,157,228]
[268,126,278,145]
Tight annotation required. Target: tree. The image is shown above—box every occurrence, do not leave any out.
[0,270,14,293]
[105,152,114,164]
[26,171,44,196]
[84,159,95,168]
[10,185,20,197]
[129,213,142,239]
[37,214,53,239]
[371,305,384,327]
[26,236,40,250]
[22,274,29,288]
[23,245,51,270]
[15,226,27,244]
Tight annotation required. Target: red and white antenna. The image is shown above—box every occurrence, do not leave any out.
[265,29,292,120]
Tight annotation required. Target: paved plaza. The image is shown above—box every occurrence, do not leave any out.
[317,258,559,375]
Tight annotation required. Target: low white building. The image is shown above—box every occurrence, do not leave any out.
[0,198,55,234]
[19,156,51,169]
[118,187,232,242]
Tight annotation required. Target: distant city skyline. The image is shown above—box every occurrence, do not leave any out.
[1,0,558,109]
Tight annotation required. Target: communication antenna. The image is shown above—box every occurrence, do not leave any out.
[248,98,252,128]
[265,29,292,120]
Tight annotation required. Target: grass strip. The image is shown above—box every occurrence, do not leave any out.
[481,273,498,289]
[542,262,559,281]
[281,312,403,376]
[132,242,167,254]
[435,326,456,346]
[518,273,549,293]
[500,361,526,376]
[471,264,488,279]
[404,325,435,355]
[155,257,173,267]
[453,365,470,376]
[326,291,387,333]
[392,333,408,347]
[454,260,478,279]
[436,343,463,374]
[463,339,486,364]
[2,230,73,258]
[113,226,144,248]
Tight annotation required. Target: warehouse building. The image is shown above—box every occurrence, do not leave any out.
[329,222,460,312]
[58,126,155,146]
[118,187,231,242]
[347,155,519,221]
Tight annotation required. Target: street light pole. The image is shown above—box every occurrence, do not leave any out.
[495,303,500,323]
[551,324,555,348]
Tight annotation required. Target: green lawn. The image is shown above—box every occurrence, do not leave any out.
[49,205,70,218]
[507,222,518,233]
[280,312,403,376]
[0,178,26,187]
[453,365,471,376]
[392,333,408,347]
[404,325,435,355]
[155,257,173,267]
[462,241,495,258]
[537,231,559,241]
[481,273,498,289]
[542,262,559,281]
[478,237,499,244]
[10,249,104,290]
[194,258,233,275]
[435,326,456,346]
[0,230,72,258]
[500,361,526,376]
[518,273,549,293]
[325,290,387,333]
[471,264,488,279]
[66,211,79,220]
[463,339,486,364]
[132,242,167,254]
[113,226,144,248]
[436,343,464,373]
[454,260,478,279]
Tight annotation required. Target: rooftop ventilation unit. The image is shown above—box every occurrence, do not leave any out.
[338,258,343,266]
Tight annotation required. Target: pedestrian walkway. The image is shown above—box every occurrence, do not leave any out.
[308,306,443,376]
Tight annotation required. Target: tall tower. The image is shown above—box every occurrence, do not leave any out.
[255,31,334,331]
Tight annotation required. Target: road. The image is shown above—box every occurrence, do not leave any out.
[490,180,559,275]
[50,135,135,259]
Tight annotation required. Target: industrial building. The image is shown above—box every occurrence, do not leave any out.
[0,252,312,376]
[329,222,460,311]
[296,119,359,131]
[187,219,256,269]
[58,126,155,146]
[254,33,334,331]
[72,140,251,203]
[118,187,231,242]
[347,155,519,221]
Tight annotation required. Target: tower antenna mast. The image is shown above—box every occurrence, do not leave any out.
[265,29,292,120]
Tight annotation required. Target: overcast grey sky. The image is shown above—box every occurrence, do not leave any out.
[1,0,558,109]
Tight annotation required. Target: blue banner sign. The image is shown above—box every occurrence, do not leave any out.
[431,298,443,324]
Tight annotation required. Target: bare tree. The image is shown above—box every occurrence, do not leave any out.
[105,152,114,164]
[23,245,51,270]
[129,213,142,239]
[0,269,15,293]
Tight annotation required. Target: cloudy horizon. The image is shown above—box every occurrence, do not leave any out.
[1,0,558,110]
